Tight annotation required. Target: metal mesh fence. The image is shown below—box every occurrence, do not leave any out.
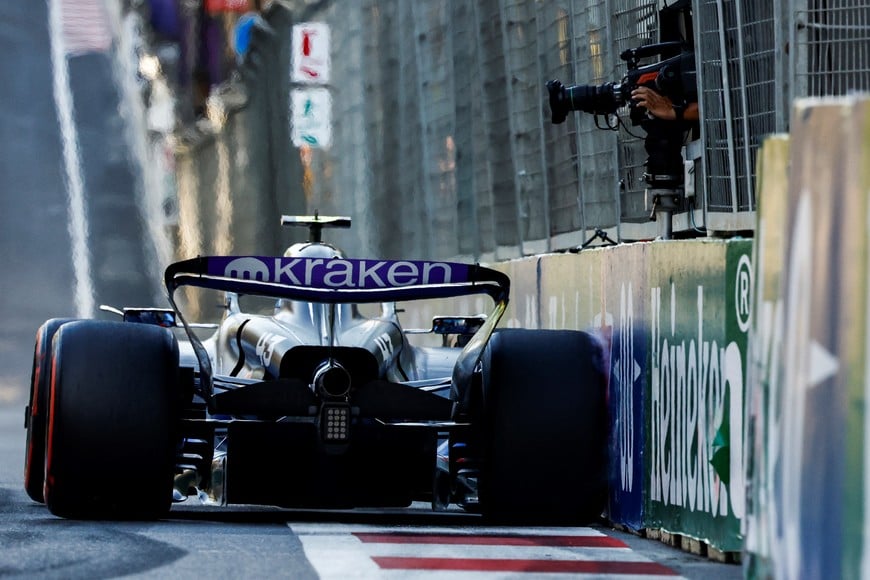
[170,1,870,262]
[738,1,780,210]
[793,0,870,97]
[539,3,586,241]
[696,0,870,218]
[611,0,659,222]
[573,0,620,232]
[695,0,778,214]
[309,0,662,259]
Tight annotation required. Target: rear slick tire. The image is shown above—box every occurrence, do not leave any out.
[478,328,608,524]
[24,318,76,503]
[44,320,180,519]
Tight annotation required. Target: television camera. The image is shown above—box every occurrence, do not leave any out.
[547,42,697,238]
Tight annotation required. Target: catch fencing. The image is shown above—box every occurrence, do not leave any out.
[696,0,870,230]
[172,0,870,262]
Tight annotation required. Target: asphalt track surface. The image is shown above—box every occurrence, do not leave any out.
[0,404,742,579]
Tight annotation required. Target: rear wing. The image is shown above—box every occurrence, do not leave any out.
[165,256,509,304]
[164,256,510,408]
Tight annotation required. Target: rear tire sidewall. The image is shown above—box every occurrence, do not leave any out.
[24,318,76,503]
[478,328,608,524]
[44,320,180,519]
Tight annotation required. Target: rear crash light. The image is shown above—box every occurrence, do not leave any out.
[320,404,351,442]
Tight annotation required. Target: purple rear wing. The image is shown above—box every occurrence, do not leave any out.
[165,256,509,303]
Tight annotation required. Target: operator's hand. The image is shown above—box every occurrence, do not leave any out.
[631,86,676,120]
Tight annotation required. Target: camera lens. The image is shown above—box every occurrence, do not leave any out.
[547,80,620,124]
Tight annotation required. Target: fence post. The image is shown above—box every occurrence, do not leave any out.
[715,0,740,214]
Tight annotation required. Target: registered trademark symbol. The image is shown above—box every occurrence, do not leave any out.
[735,254,752,332]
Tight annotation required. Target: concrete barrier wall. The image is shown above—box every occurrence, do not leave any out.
[744,98,870,578]
[544,241,749,551]
[743,134,790,578]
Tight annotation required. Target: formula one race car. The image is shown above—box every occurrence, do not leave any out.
[24,215,607,522]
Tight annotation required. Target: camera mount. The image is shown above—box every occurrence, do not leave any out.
[547,42,696,239]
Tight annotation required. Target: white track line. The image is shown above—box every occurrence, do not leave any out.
[48,0,94,318]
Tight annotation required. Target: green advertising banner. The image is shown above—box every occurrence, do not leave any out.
[643,240,749,551]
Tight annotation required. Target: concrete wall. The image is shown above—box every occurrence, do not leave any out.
[743,97,870,578]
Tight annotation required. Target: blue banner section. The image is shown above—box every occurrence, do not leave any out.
[607,321,647,530]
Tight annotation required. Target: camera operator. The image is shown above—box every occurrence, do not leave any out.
[631,86,698,122]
